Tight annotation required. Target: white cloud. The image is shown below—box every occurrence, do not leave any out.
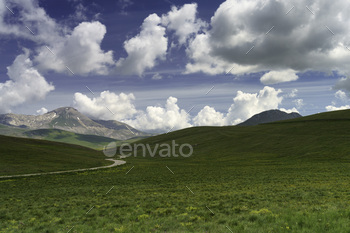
[0,0,60,43]
[193,106,226,126]
[73,91,137,121]
[225,86,283,124]
[293,99,304,109]
[285,89,298,98]
[280,108,299,114]
[185,31,259,75]
[326,90,350,111]
[161,3,206,45]
[324,91,350,111]
[125,97,192,132]
[193,86,286,125]
[184,0,350,77]
[35,21,114,75]
[325,105,350,111]
[116,14,168,76]
[1,1,114,76]
[260,69,299,85]
[0,50,55,114]
[36,107,48,115]
[72,86,290,132]
[335,90,348,102]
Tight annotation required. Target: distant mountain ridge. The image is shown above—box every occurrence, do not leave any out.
[238,109,302,126]
[0,107,149,140]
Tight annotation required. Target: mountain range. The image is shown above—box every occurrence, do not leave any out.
[0,108,302,149]
[0,107,149,140]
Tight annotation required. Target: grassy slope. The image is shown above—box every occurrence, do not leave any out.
[0,125,149,150]
[0,135,110,175]
[0,123,27,137]
[2,110,350,232]
[23,129,117,150]
[133,111,350,162]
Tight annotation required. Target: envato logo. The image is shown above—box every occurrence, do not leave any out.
[103,140,193,158]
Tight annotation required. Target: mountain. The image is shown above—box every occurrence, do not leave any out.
[238,109,302,126]
[0,107,149,140]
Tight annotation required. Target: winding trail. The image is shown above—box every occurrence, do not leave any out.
[0,159,126,179]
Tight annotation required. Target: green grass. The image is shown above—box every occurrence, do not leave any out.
[0,123,27,137]
[0,135,109,175]
[24,129,117,150]
[0,125,149,150]
[2,109,350,232]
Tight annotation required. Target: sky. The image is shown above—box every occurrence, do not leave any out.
[0,0,350,133]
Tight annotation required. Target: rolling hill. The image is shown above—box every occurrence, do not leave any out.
[2,109,350,232]
[23,128,117,149]
[0,135,110,175]
[127,109,350,160]
[0,123,121,149]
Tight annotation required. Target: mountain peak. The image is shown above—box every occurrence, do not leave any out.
[0,107,149,140]
[49,107,80,115]
[238,109,302,126]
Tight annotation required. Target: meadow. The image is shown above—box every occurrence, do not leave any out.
[0,135,109,175]
[1,110,350,232]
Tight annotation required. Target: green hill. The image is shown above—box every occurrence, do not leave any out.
[23,129,117,150]
[0,135,109,175]
[127,109,350,161]
[2,110,350,232]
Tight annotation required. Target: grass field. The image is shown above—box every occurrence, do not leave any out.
[0,135,109,175]
[1,110,350,232]
[24,129,118,150]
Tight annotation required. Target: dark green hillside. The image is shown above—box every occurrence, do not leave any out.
[273,108,350,122]
[129,109,350,161]
[0,135,109,175]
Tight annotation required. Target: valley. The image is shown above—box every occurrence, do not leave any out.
[1,109,350,232]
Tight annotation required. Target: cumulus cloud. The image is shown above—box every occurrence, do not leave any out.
[260,69,299,85]
[125,97,192,132]
[116,14,168,76]
[335,90,348,102]
[73,91,137,121]
[161,3,206,45]
[36,107,48,115]
[225,86,283,124]
[73,86,292,132]
[185,0,350,77]
[193,106,225,126]
[324,90,350,112]
[1,1,114,76]
[35,21,114,75]
[0,50,55,113]
[0,0,60,43]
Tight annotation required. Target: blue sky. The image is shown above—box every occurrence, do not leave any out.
[1,0,350,132]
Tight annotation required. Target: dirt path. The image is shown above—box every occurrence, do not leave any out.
[0,159,126,179]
